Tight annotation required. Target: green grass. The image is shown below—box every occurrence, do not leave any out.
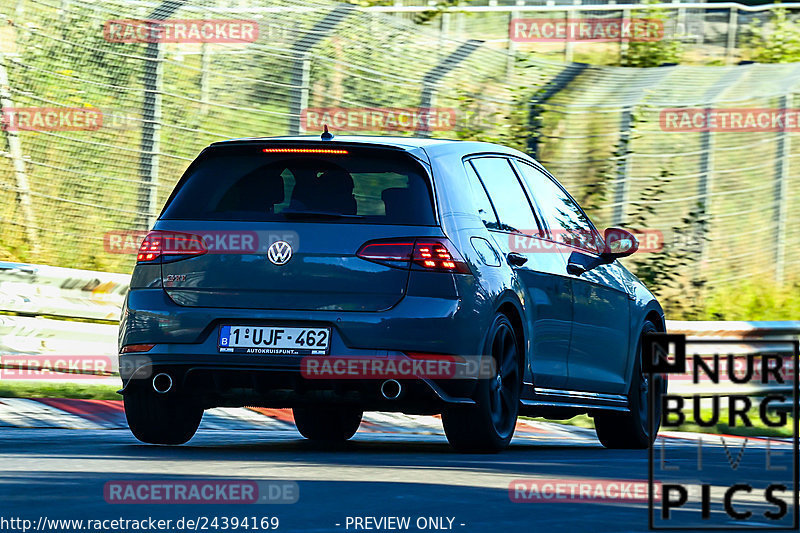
[663,408,795,439]
[523,414,596,430]
[0,381,121,400]
[527,409,796,439]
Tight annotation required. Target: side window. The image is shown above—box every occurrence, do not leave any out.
[515,161,602,253]
[470,157,541,235]
[463,161,499,230]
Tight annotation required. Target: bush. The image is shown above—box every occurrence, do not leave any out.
[745,7,800,63]
[705,281,800,321]
[619,1,684,67]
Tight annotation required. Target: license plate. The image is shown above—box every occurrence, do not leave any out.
[218,326,330,355]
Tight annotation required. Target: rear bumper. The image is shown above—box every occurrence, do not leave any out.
[119,272,490,412]
[119,354,477,413]
[120,281,484,356]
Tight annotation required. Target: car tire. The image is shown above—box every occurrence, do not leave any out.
[124,387,203,445]
[594,320,666,449]
[292,406,363,442]
[442,313,521,453]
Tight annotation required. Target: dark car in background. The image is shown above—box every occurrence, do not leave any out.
[118,135,666,453]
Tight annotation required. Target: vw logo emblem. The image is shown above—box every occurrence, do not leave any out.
[267,241,293,265]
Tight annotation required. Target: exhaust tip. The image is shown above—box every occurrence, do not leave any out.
[380,379,402,400]
[152,373,173,394]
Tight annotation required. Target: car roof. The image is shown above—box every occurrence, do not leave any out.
[210,135,530,160]
[213,135,451,149]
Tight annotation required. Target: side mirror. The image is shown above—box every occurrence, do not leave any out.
[601,227,639,260]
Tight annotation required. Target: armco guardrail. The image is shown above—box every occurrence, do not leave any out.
[666,320,798,401]
[0,261,128,321]
[0,262,797,389]
[0,314,118,356]
[667,320,800,340]
[0,262,124,379]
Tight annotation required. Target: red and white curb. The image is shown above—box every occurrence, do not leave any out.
[0,398,788,448]
[0,398,598,444]
[0,399,294,431]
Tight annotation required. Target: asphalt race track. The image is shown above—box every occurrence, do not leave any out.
[0,418,795,533]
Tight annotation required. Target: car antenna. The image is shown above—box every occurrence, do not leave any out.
[321,124,334,141]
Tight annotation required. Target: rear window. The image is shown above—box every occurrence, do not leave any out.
[161,145,436,225]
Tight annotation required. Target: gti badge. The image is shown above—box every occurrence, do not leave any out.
[267,240,293,265]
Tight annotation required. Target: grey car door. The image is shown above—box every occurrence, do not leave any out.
[467,157,572,390]
[513,159,631,395]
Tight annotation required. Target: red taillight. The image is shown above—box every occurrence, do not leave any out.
[356,241,415,262]
[120,344,155,353]
[356,238,471,274]
[137,230,208,263]
[412,241,469,273]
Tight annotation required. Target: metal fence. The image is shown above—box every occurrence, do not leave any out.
[376,2,800,65]
[0,0,556,273]
[0,0,798,302]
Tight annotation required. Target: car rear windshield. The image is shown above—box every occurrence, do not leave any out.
[160,145,436,225]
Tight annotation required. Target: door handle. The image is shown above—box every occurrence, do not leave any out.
[507,252,528,267]
[567,261,586,276]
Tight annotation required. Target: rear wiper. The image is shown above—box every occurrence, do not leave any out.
[282,210,363,220]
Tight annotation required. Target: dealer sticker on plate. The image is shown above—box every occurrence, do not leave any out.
[218,326,330,355]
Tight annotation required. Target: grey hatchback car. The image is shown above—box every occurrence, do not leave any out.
[118,135,667,453]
